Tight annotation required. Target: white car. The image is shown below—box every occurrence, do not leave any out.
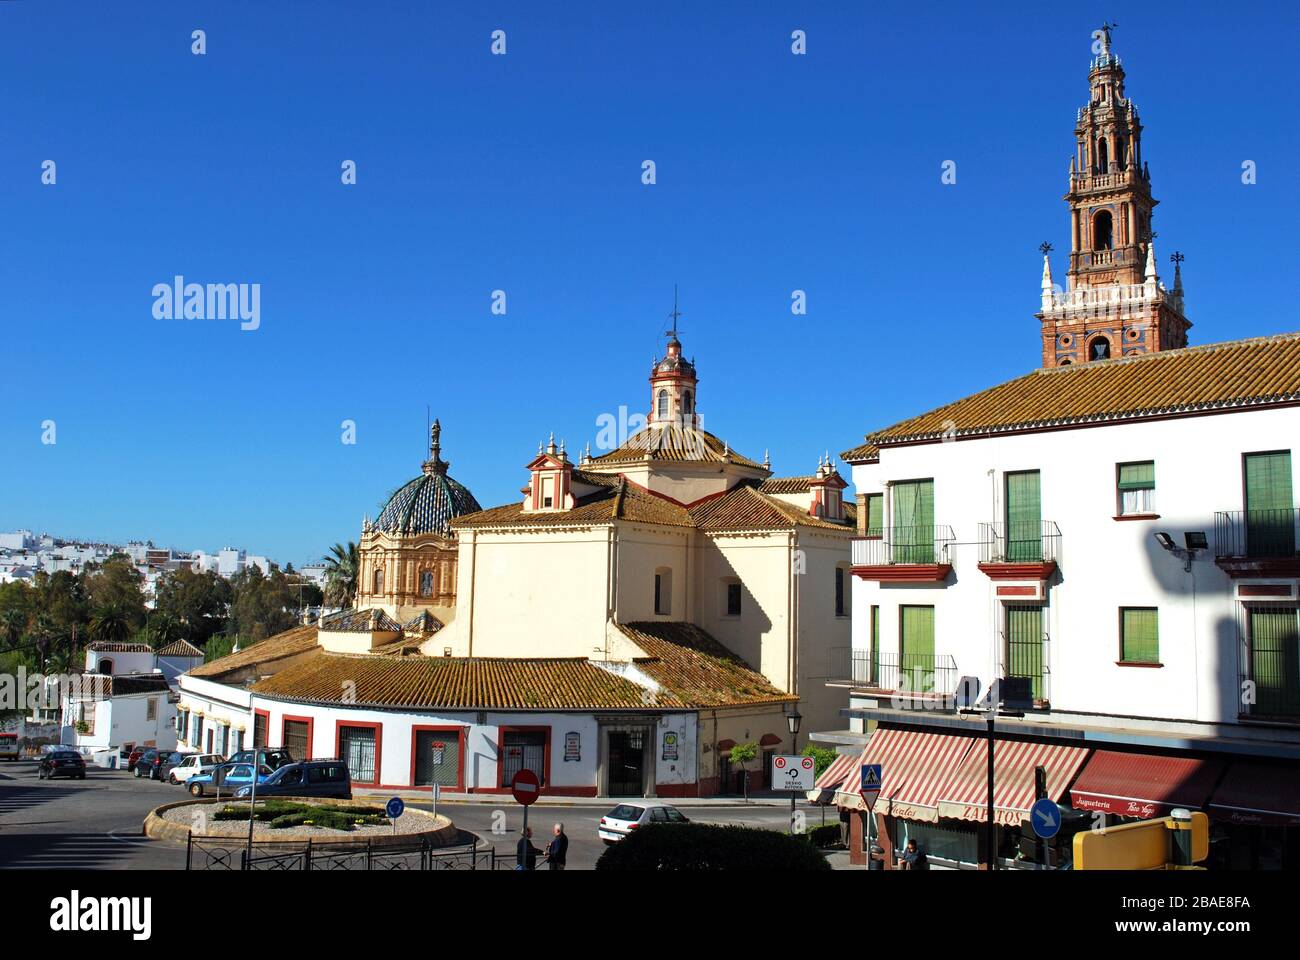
[598,801,689,843]
[167,753,225,785]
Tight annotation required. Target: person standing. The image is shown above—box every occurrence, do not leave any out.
[546,822,568,871]
[516,826,542,871]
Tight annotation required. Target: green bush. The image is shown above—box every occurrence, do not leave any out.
[801,745,840,779]
[799,823,842,848]
[595,823,832,871]
[211,800,387,831]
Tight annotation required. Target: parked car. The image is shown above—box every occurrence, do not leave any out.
[133,748,160,778]
[164,753,224,785]
[598,801,689,843]
[234,760,351,800]
[227,748,294,771]
[188,761,273,798]
[125,747,145,772]
[0,732,20,761]
[38,749,86,780]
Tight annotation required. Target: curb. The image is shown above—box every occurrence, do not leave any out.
[143,796,459,847]
[353,790,796,809]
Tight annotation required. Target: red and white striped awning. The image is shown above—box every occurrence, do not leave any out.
[935,737,1090,826]
[806,750,860,803]
[834,727,978,822]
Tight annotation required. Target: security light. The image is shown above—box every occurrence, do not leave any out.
[1155,532,1175,550]
[1185,531,1209,551]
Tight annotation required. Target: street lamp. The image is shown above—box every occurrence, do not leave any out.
[787,709,802,836]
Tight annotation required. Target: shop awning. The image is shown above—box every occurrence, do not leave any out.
[1208,763,1300,826]
[834,727,977,822]
[806,751,860,803]
[717,739,736,752]
[935,737,1090,826]
[759,733,783,747]
[1069,750,1223,819]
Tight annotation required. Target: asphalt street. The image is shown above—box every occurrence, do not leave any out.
[0,759,830,870]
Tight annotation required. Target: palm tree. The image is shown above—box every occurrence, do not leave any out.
[0,609,26,651]
[323,541,359,609]
[87,603,132,648]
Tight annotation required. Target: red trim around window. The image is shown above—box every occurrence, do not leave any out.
[281,714,315,760]
[495,725,551,789]
[408,724,468,791]
[253,708,271,749]
[334,719,383,787]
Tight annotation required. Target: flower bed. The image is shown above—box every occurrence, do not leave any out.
[210,799,388,832]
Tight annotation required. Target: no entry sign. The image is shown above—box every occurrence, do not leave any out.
[511,768,541,805]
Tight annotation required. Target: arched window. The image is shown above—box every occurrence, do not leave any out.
[657,389,669,419]
[682,390,693,415]
[98,658,114,676]
[1088,337,1111,361]
[654,567,672,616]
[1092,210,1113,250]
[1096,137,1109,172]
[420,570,434,597]
[373,567,384,593]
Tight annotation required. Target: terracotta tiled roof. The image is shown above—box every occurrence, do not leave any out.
[401,611,444,635]
[839,442,880,464]
[320,608,404,632]
[451,477,693,530]
[688,484,855,533]
[77,673,171,698]
[586,424,764,469]
[156,639,203,658]
[859,333,1300,448]
[758,476,816,495]
[86,641,153,654]
[188,625,319,679]
[251,652,684,710]
[615,622,797,707]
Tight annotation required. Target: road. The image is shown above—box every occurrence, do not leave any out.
[0,759,829,870]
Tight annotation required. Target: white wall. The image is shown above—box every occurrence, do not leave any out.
[848,404,1298,737]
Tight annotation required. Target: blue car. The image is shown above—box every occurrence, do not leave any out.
[232,760,352,800]
[187,761,272,798]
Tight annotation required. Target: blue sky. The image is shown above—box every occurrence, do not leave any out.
[3,1,1298,565]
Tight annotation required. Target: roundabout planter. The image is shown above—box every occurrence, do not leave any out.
[144,795,458,848]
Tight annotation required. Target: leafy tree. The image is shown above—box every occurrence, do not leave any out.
[323,541,359,609]
[229,567,297,642]
[801,744,840,778]
[729,741,759,801]
[81,555,147,631]
[204,633,237,663]
[154,568,231,643]
[87,603,134,648]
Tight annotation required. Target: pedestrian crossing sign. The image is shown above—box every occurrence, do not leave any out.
[861,763,882,793]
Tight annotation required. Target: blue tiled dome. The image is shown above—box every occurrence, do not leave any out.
[374,470,481,537]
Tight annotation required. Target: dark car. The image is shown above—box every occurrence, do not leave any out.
[228,748,294,771]
[134,748,168,780]
[125,747,145,772]
[38,749,86,780]
[157,751,189,782]
[233,760,352,800]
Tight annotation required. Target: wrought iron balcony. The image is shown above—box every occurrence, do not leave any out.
[1214,509,1300,577]
[851,526,955,582]
[1238,674,1300,721]
[819,647,958,697]
[977,521,1061,579]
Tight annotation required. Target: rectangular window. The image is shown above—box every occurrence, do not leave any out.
[500,730,547,787]
[1117,461,1155,516]
[726,582,742,617]
[1005,470,1042,561]
[892,480,935,564]
[869,605,880,685]
[835,567,845,617]
[234,729,244,755]
[654,573,671,615]
[146,698,157,721]
[339,724,378,784]
[541,476,554,508]
[899,605,935,690]
[415,730,464,788]
[1248,606,1300,717]
[1006,605,1045,701]
[1120,607,1160,664]
[253,712,268,749]
[1244,451,1294,557]
[864,493,884,539]
[283,719,310,760]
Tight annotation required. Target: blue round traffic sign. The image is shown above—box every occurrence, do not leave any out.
[1030,797,1061,839]
[386,796,405,819]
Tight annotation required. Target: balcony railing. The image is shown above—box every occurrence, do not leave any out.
[1000,630,1051,706]
[978,521,1061,565]
[1214,509,1300,561]
[820,647,958,696]
[851,526,956,567]
[1238,674,1300,720]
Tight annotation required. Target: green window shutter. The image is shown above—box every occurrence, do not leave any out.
[1006,605,1045,700]
[870,605,880,684]
[1249,607,1300,717]
[1005,471,1042,561]
[1245,452,1295,557]
[865,494,884,538]
[892,480,935,563]
[1117,461,1155,491]
[900,605,935,691]
[1121,608,1160,663]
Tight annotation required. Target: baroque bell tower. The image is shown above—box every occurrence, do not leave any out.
[1037,25,1190,367]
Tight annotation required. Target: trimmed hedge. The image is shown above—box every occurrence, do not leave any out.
[211,800,388,831]
[801,823,842,848]
[595,823,832,871]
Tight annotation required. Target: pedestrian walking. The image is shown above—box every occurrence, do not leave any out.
[545,822,568,870]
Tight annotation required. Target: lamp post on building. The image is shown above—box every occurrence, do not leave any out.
[787,709,802,836]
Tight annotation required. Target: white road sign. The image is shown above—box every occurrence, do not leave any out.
[771,754,815,791]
